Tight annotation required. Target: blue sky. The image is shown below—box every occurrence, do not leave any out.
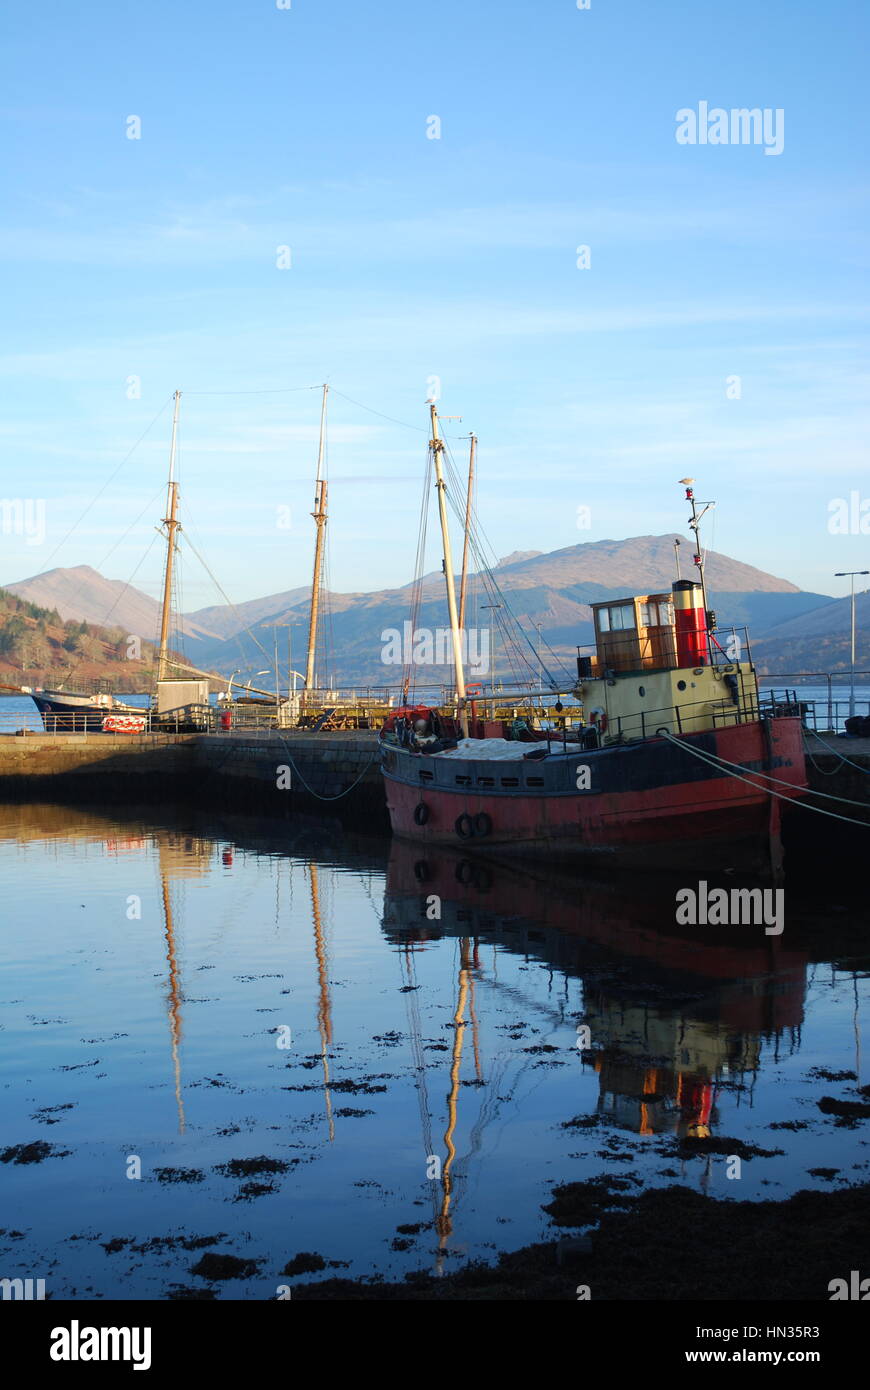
[1,0,868,616]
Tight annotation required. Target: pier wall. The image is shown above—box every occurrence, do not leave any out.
[193,731,385,825]
[0,729,386,827]
[0,732,197,799]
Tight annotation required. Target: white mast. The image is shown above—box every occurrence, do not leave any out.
[429,401,468,738]
[304,384,329,697]
[157,390,182,683]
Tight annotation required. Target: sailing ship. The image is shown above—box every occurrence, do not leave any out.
[379,407,809,868]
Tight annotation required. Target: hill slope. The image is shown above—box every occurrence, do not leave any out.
[4,535,838,686]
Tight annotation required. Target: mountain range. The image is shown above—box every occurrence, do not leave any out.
[5,534,864,688]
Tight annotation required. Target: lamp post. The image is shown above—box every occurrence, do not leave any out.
[481,603,502,695]
[835,570,869,720]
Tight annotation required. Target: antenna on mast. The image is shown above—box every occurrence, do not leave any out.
[678,478,716,663]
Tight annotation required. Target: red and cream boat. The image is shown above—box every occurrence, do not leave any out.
[380,435,807,869]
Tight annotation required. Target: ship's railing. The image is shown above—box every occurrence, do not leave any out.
[574,625,753,677]
[759,671,870,733]
[599,688,802,745]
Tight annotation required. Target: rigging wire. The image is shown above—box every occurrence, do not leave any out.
[183,384,323,397]
[40,395,175,573]
[99,530,162,635]
[440,437,571,689]
[177,510,275,671]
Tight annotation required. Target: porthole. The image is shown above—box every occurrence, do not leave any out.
[677,679,687,691]
[638,685,646,697]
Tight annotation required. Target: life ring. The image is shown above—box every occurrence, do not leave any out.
[455,813,474,839]
[413,802,430,826]
[473,811,493,837]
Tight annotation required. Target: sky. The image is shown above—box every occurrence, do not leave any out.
[0,0,868,617]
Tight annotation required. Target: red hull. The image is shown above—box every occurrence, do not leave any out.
[382,717,806,867]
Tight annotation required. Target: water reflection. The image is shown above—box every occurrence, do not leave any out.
[383,843,809,1147]
[0,801,866,1298]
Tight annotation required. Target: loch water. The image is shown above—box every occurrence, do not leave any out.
[1,800,868,1300]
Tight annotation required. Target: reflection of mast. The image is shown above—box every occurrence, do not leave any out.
[308,863,335,1142]
[304,385,329,699]
[160,871,186,1134]
[468,941,483,1082]
[436,938,471,1269]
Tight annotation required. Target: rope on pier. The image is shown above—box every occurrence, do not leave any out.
[658,731,870,829]
[273,734,380,801]
[805,726,870,778]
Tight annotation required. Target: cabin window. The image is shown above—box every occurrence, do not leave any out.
[638,686,646,697]
[677,680,687,691]
[640,600,674,627]
[599,602,634,634]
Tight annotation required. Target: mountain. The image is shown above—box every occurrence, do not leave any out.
[752,591,870,676]
[6,565,220,647]
[0,585,164,691]
[180,534,832,684]
[4,536,838,687]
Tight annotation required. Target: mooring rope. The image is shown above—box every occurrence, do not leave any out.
[662,731,870,808]
[272,732,380,802]
[658,730,870,829]
[805,725,870,777]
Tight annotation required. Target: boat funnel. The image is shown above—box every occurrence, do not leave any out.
[672,580,708,667]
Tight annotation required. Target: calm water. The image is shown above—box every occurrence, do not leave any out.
[1,801,869,1300]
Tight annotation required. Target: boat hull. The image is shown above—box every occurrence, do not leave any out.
[30,691,146,733]
[381,716,806,869]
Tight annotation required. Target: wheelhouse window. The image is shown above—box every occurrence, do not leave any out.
[599,602,635,633]
[640,599,674,627]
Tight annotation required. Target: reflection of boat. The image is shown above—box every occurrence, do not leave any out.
[380,423,807,867]
[383,841,809,1140]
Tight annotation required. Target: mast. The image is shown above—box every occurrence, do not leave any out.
[157,390,182,682]
[304,384,329,696]
[680,479,714,664]
[430,402,469,738]
[458,433,476,633]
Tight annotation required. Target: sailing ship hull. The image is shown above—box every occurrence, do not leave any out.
[381,716,806,869]
[30,691,146,732]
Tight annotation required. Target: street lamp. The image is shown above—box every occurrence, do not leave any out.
[481,603,502,693]
[834,570,869,721]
